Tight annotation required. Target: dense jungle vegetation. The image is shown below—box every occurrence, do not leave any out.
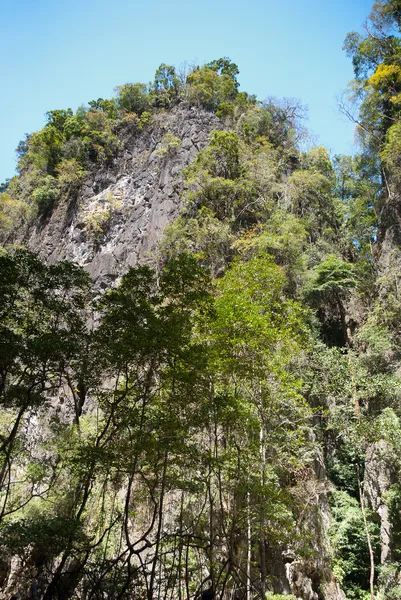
[3,2,401,599]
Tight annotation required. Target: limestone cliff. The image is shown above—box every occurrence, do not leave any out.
[0,99,349,600]
[17,105,221,287]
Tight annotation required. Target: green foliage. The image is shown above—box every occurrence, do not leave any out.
[344,0,401,156]
[0,248,90,404]
[155,131,181,156]
[114,82,150,114]
[160,206,234,276]
[233,210,307,294]
[0,516,87,559]
[372,248,401,330]
[333,154,379,260]
[88,97,118,119]
[206,57,240,86]
[187,175,258,223]
[55,158,86,191]
[82,191,123,240]
[46,108,74,132]
[0,246,315,597]
[31,175,60,214]
[238,99,306,150]
[285,167,338,238]
[381,120,401,188]
[201,130,243,179]
[213,254,309,366]
[329,490,380,599]
[187,65,238,110]
[81,109,120,161]
[327,441,363,497]
[215,101,235,118]
[302,146,334,178]
[308,255,356,295]
[121,109,153,131]
[354,320,396,373]
[208,254,313,567]
[0,189,30,232]
[377,562,401,600]
[27,126,64,175]
[4,97,122,226]
[184,129,271,225]
[0,249,90,534]
[151,63,180,107]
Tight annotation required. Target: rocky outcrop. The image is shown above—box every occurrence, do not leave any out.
[1,103,351,600]
[364,440,394,565]
[23,105,222,287]
[267,454,346,600]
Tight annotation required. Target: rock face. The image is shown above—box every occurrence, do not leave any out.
[2,103,349,600]
[365,440,394,565]
[261,453,346,600]
[23,105,222,287]
[285,455,347,600]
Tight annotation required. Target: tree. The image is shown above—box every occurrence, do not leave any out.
[114,82,150,115]
[206,58,240,89]
[46,109,74,132]
[305,255,356,346]
[343,0,401,153]
[151,63,180,107]
[88,97,118,119]
[0,249,90,525]
[285,167,338,240]
[197,131,242,180]
[27,126,64,175]
[186,65,238,110]
[333,154,379,261]
[206,254,312,597]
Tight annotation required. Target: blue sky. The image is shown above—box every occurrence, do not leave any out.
[0,0,373,184]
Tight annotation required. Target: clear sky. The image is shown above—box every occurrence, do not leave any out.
[0,0,373,184]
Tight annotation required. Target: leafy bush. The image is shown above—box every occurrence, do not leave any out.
[150,63,180,107]
[160,207,233,276]
[285,169,337,235]
[308,255,356,295]
[186,66,238,110]
[114,82,150,114]
[155,131,181,156]
[56,158,86,191]
[0,516,87,561]
[329,489,380,599]
[377,562,401,599]
[82,110,120,161]
[82,192,123,241]
[207,57,240,87]
[121,110,152,130]
[188,130,243,180]
[31,176,60,215]
[88,97,118,119]
[0,192,30,231]
[27,126,64,175]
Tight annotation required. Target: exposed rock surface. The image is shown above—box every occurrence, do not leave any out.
[287,454,346,600]
[1,103,350,600]
[22,105,222,287]
[365,440,394,565]
[265,453,346,600]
